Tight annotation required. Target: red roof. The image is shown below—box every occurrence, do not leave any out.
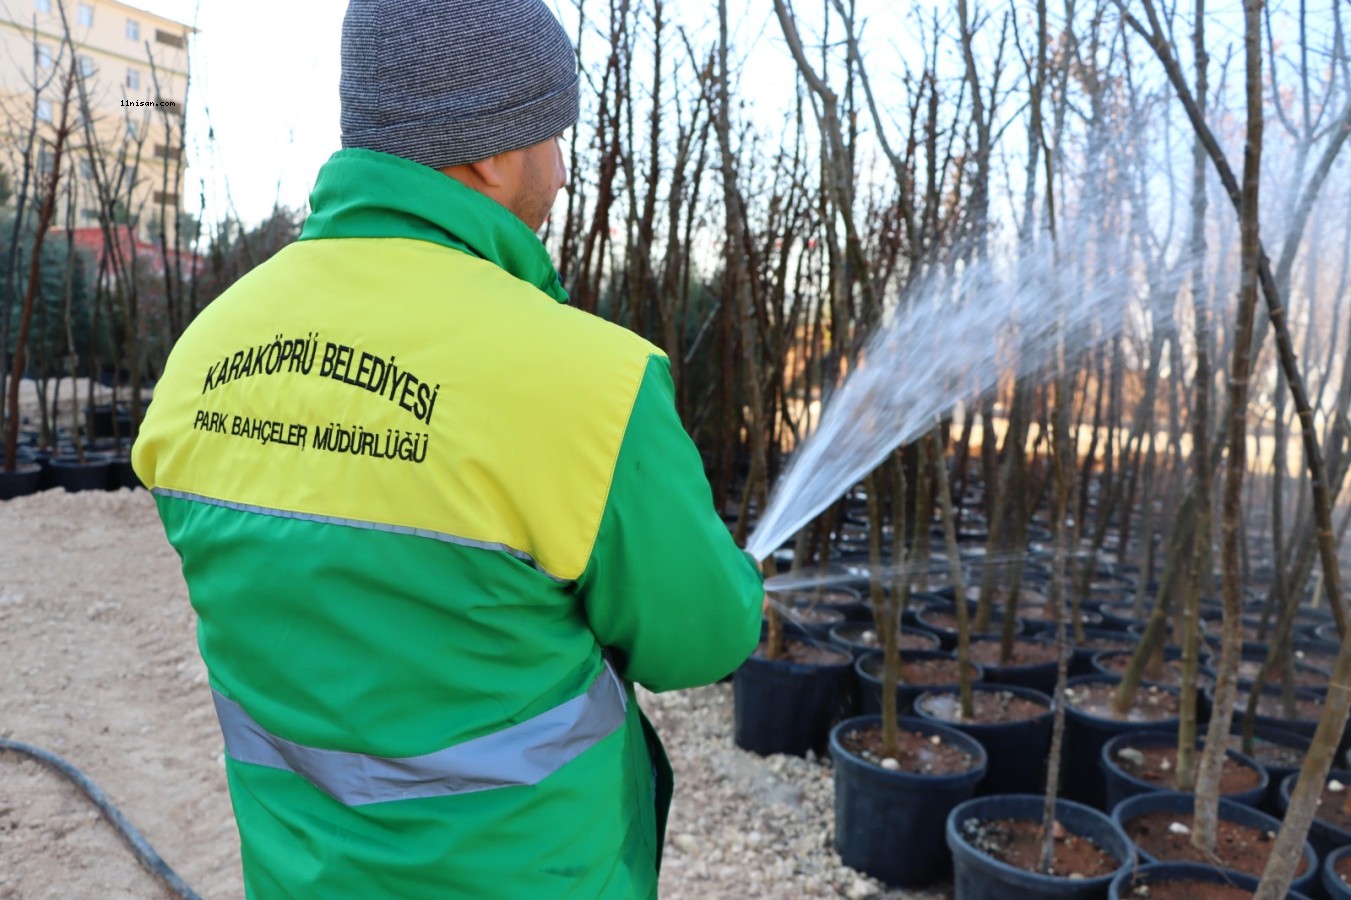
[65,226,202,276]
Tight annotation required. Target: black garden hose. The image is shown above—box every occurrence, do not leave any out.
[0,737,203,900]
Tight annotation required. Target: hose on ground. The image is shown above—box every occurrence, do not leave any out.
[0,737,203,900]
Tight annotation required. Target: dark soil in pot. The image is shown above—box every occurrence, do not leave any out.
[1062,676,1181,810]
[967,637,1060,694]
[839,720,982,774]
[1327,845,1351,899]
[1113,792,1317,892]
[855,649,983,715]
[946,794,1133,900]
[1019,606,1105,635]
[957,816,1120,878]
[1291,639,1341,675]
[916,606,1023,649]
[1279,769,1351,861]
[1091,650,1214,689]
[764,603,846,641]
[767,586,863,608]
[915,685,1053,795]
[831,715,986,887]
[732,639,854,757]
[827,622,942,656]
[1123,810,1305,880]
[1219,685,1349,754]
[1070,630,1140,676]
[1102,730,1266,811]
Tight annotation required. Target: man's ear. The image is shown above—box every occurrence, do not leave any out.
[465,155,505,188]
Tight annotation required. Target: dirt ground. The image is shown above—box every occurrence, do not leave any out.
[0,487,944,899]
[0,488,241,899]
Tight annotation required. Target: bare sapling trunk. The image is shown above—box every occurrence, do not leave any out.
[4,60,75,472]
[1193,0,1264,854]
[929,431,973,718]
[1176,0,1212,792]
[1041,361,1075,873]
[880,453,910,756]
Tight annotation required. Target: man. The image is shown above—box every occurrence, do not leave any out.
[131,1,763,896]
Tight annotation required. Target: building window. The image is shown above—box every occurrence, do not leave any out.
[76,3,92,26]
[35,0,51,12]
[38,149,52,173]
[126,19,140,41]
[81,208,98,221]
[153,190,179,206]
[37,99,52,122]
[79,55,94,78]
[126,68,140,90]
[79,158,95,179]
[36,44,52,69]
[126,118,139,139]
[153,143,181,161]
[155,30,184,49]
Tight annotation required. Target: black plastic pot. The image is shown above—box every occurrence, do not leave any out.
[831,714,987,887]
[1325,845,1351,899]
[914,684,1053,796]
[1226,722,1312,815]
[915,603,1024,651]
[1069,629,1140,677]
[1021,608,1106,637]
[1096,602,1144,632]
[1062,674,1181,810]
[1100,729,1268,811]
[733,642,855,757]
[1090,648,1213,723]
[0,462,43,500]
[947,793,1132,900]
[1280,769,1351,862]
[105,454,143,490]
[967,636,1060,695]
[1214,683,1351,757]
[855,649,982,716]
[763,606,847,642]
[1110,861,1313,900]
[766,588,857,640]
[47,453,111,492]
[1112,791,1320,896]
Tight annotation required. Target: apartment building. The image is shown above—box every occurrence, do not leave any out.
[0,0,191,244]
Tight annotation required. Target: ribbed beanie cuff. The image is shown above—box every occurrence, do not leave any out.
[340,0,580,169]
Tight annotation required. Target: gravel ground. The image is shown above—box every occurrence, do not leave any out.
[0,487,951,899]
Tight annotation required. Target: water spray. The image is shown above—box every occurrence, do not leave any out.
[744,238,1177,564]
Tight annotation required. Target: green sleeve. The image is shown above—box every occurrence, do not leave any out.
[577,354,763,692]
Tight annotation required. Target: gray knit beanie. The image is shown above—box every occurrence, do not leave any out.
[340,0,579,169]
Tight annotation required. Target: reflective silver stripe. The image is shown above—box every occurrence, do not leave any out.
[152,488,567,582]
[212,663,627,806]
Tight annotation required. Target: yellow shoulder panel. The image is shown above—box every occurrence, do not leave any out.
[133,238,660,581]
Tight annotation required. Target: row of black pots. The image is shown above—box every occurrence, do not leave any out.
[735,639,1058,795]
[0,451,141,498]
[1058,671,1351,812]
[945,790,1321,899]
[832,708,1324,895]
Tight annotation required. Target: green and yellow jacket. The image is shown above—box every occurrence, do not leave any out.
[133,148,762,899]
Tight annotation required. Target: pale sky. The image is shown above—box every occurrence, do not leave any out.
[128,0,902,234]
[131,0,345,230]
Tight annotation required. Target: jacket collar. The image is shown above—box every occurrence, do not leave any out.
[299,148,569,304]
